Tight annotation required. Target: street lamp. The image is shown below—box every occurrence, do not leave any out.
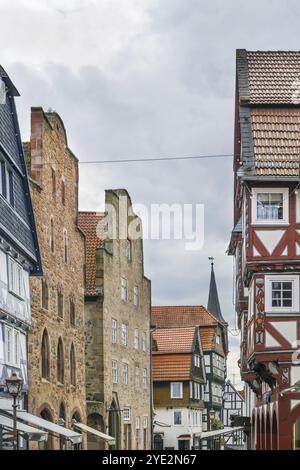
[5,372,23,450]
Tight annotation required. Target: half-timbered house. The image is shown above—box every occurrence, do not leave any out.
[228,50,300,450]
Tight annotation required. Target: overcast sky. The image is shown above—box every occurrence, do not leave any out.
[2,0,299,386]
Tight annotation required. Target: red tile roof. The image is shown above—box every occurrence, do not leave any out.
[78,211,106,295]
[251,108,300,176]
[152,327,195,354]
[152,305,218,328]
[246,51,300,105]
[152,354,191,381]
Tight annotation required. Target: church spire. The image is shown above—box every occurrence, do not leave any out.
[207,257,226,324]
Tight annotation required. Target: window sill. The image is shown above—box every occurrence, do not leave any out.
[56,382,64,388]
[41,378,50,384]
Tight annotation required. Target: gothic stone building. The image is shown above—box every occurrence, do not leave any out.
[25,107,86,448]
[0,68,42,448]
[78,189,151,450]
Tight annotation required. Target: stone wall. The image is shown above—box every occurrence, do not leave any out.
[27,108,86,449]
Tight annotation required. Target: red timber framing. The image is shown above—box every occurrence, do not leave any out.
[228,50,300,451]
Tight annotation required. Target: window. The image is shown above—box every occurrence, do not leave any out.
[134,286,139,306]
[194,382,201,399]
[122,362,128,385]
[123,407,131,421]
[41,329,50,380]
[70,343,76,386]
[171,382,183,399]
[57,288,64,318]
[143,417,148,450]
[70,298,75,326]
[134,329,139,350]
[8,258,23,298]
[126,239,132,262]
[265,275,299,313]
[174,411,182,425]
[142,332,147,352]
[112,319,117,343]
[143,368,148,389]
[121,324,127,346]
[252,188,289,225]
[50,218,55,253]
[136,416,141,449]
[52,168,56,196]
[271,281,292,307]
[7,170,14,206]
[0,160,7,197]
[112,360,118,384]
[121,277,127,301]
[5,326,20,367]
[41,279,49,310]
[57,338,64,384]
[190,381,193,399]
[61,180,65,205]
[63,230,68,263]
[194,354,201,368]
[135,367,140,388]
[216,335,220,344]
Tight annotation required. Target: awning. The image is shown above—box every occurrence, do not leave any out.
[8,411,82,444]
[0,414,48,442]
[73,422,115,445]
[200,426,244,439]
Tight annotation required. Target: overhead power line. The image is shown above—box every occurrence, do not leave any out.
[78,153,233,165]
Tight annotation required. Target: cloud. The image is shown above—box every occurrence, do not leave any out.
[3,0,300,381]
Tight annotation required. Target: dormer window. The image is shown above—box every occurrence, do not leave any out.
[251,188,288,225]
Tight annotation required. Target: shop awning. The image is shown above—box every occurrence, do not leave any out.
[0,414,48,442]
[200,426,244,439]
[8,411,82,444]
[73,422,115,445]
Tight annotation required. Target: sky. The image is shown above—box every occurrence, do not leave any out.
[2,0,300,387]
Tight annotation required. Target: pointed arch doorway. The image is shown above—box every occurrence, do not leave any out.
[108,398,121,449]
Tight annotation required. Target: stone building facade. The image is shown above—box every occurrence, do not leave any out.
[26,107,86,448]
[78,189,151,450]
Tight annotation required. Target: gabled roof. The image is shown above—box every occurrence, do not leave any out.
[237,50,300,105]
[236,50,300,178]
[152,327,196,354]
[0,65,42,273]
[152,305,218,328]
[152,305,225,353]
[152,354,192,381]
[78,211,105,295]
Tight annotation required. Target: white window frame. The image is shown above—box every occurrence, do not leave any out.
[174,410,182,425]
[135,366,140,388]
[143,416,148,429]
[121,277,127,302]
[170,382,183,399]
[122,362,128,385]
[142,368,148,389]
[121,323,127,346]
[251,187,289,226]
[123,407,131,422]
[265,274,299,313]
[112,360,118,384]
[112,319,117,343]
[5,326,20,367]
[134,329,139,350]
[8,258,24,299]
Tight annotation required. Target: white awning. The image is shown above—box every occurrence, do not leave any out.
[200,426,244,439]
[8,411,82,444]
[0,414,48,442]
[73,422,115,445]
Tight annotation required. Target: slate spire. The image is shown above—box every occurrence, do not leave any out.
[207,257,226,324]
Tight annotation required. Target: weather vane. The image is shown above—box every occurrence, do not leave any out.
[208,256,214,267]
